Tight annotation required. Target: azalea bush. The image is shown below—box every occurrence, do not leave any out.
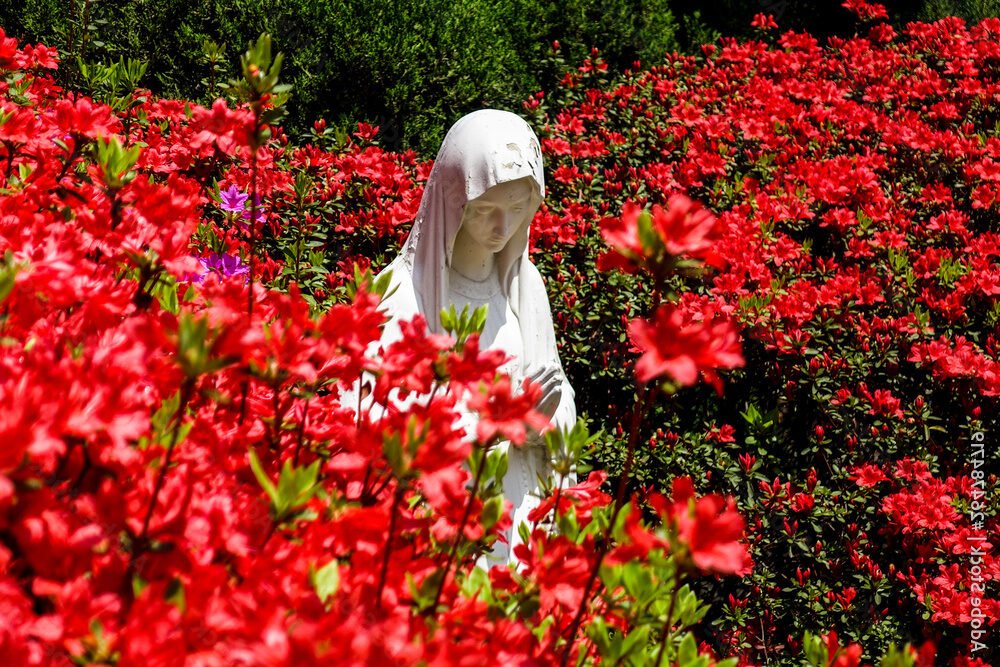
[0,2,996,665]
[519,3,1000,664]
[0,26,767,667]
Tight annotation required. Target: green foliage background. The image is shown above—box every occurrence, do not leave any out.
[5,0,998,155]
[1,0,680,153]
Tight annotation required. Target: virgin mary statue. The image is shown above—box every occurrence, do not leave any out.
[373,109,576,566]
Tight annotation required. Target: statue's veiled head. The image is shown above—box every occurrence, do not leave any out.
[399,110,546,329]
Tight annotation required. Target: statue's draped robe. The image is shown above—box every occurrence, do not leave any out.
[370,110,577,566]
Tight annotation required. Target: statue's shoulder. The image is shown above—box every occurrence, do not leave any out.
[517,257,547,291]
[374,258,420,326]
[517,258,559,313]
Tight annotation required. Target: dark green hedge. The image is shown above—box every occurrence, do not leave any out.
[0,0,679,153]
[2,0,998,155]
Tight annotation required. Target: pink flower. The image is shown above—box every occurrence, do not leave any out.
[219,184,248,213]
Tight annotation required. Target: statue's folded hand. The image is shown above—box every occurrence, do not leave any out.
[524,364,563,424]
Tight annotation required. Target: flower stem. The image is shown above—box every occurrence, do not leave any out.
[428,444,489,613]
[560,384,649,665]
[260,518,279,550]
[247,140,259,320]
[545,470,565,538]
[293,398,310,466]
[614,383,647,511]
[653,569,681,666]
[376,482,406,605]
[135,379,194,559]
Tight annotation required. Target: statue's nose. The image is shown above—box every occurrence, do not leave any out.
[493,210,513,236]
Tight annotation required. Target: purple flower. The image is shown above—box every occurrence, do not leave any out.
[219,184,248,213]
[203,253,250,278]
[241,194,265,225]
[189,252,250,283]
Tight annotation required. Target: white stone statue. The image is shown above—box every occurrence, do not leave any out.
[372,109,577,566]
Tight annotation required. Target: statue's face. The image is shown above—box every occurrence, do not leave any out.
[459,178,537,254]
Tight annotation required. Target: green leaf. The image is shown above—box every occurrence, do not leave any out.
[95,136,141,189]
[407,570,443,612]
[175,313,236,377]
[274,458,321,518]
[383,431,406,477]
[439,303,488,344]
[617,625,649,659]
[131,574,148,598]
[480,495,504,530]
[677,632,698,666]
[0,250,25,305]
[636,208,660,256]
[151,273,180,314]
[165,577,186,613]
[141,390,192,450]
[312,560,340,603]
[879,644,916,667]
[248,448,279,507]
[802,631,827,667]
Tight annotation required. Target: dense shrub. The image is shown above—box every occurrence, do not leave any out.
[520,7,1000,663]
[0,29,761,667]
[55,4,995,662]
[4,0,998,153]
[0,0,680,153]
[1,1,998,664]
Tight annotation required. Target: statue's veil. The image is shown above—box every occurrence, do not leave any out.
[394,109,541,326]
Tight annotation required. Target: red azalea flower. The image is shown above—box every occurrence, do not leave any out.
[751,13,779,30]
[848,464,889,488]
[654,477,751,576]
[527,471,611,524]
[676,494,753,575]
[16,43,59,69]
[822,630,864,667]
[848,463,889,488]
[0,28,18,69]
[790,492,815,513]
[189,98,254,153]
[466,376,549,446]
[652,193,723,264]
[598,195,725,273]
[444,333,509,389]
[628,303,744,391]
[597,200,646,273]
[53,97,121,140]
[894,458,932,481]
[842,0,888,21]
